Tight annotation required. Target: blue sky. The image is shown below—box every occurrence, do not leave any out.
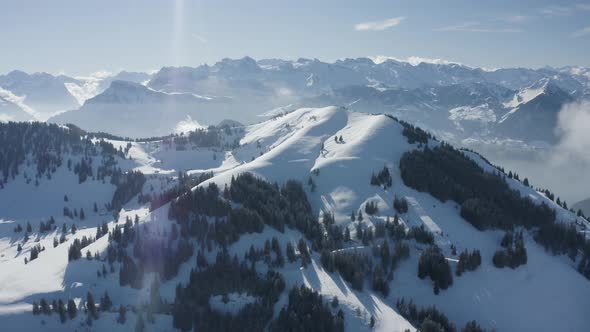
[2,0,590,75]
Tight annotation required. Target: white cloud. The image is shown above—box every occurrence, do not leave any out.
[0,87,38,118]
[572,26,590,38]
[553,100,590,164]
[504,15,528,23]
[192,34,208,44]
[539,5,572,16]
[89,70,113,79]
[435,21,523,33]
[354,17,405,31]
[540,4,590,16]
[174,115,206,134]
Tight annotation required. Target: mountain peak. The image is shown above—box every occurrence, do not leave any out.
[214,56,261,73]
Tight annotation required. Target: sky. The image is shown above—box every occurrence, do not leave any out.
[2,0,590,76]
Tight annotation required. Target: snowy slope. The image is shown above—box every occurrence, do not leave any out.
[196,107,590,331]
[1,107,589,331]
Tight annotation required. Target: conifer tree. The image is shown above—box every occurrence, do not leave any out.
[117,305,126,324]
[67,299,77,319]
[58,299,67,323]
[86,292,97,319]
[135,311,145,332]
[100,291,112,312]
[286,242,297,263]
[32,302,40,315]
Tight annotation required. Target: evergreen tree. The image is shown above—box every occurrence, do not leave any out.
[58,299,67,323]
[86,292,97,319]
[298,238,311,267]
[51,299,58,314]
[67,299,77,319]
[462,320,485,332]
[286,242,297,263]
[135,311,145,332]
[270,285,344,332]
[40,298,51,315]
[100,291,112,312]
[117,305,126,324]
[331,296,339,308]
[393,196,409,214]
[32,302,40,315]
[365,201,378,215]
[418,246,453,292]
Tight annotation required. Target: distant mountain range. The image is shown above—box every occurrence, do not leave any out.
[1,56,588,141]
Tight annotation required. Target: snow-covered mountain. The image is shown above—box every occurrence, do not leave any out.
[496,79,573,142]
[305,78,572,143]
[4,57,589,144]
[1,108,589,332]
[0,71,80,120]
[64,71,153,106]
[41,57,590,143]
[48,80,283,137]
[148,57,366,96]
[2,58,589,205]
[0,70,153,122]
